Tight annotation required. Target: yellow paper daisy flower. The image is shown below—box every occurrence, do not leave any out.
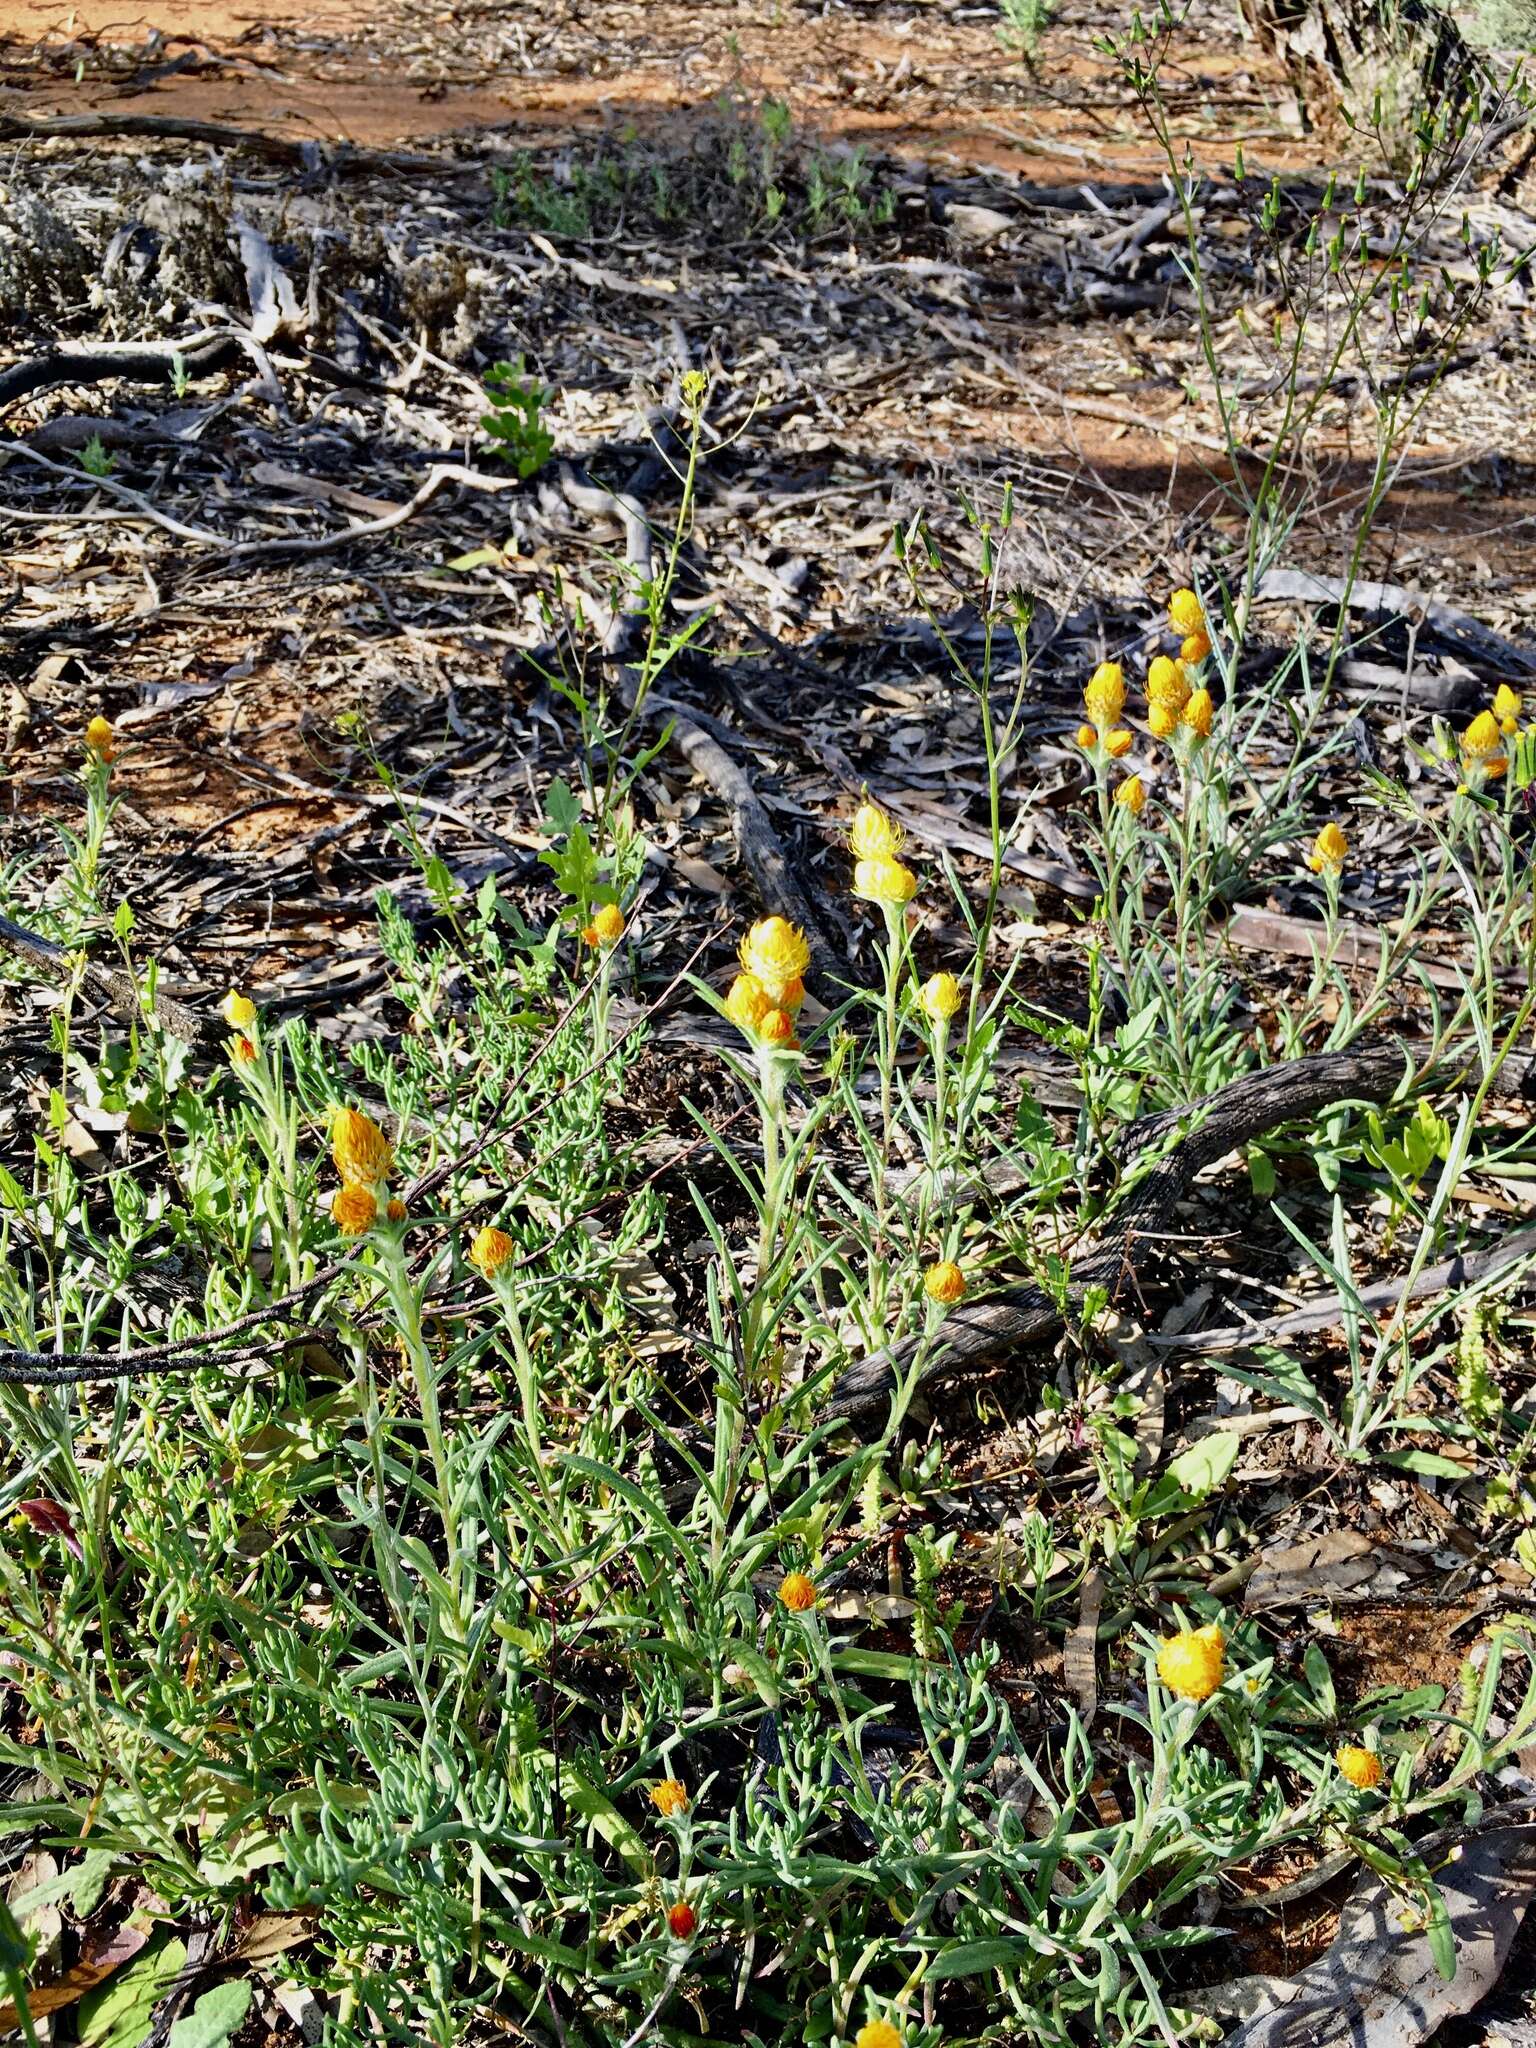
[923,1260,966,1306]
[739,917,810,1000]
[1156,1622,1225,1700]
[1168,587,1205,637]
[849,801,902,860]
[331,1107,394,1187]
[1084,661,1126,729]
[332,1185,378,1237]
[1307,821,1348,874]
[1336,1744,1384,1790]
[853,856,918,908]
[470,1226,515,1279]
[918,972,962,1025]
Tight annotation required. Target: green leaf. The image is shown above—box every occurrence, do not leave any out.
[1247,1146,1277,1197]
[1137,1431,1239,1520]
[543,778,582,836]
[924,1937,1035,1980]
[447,546,505,572]
[79,1936,188,2048]
[1379,1447,1469,1480]
[167,1979,254,2048]
[560,1767,647,1875]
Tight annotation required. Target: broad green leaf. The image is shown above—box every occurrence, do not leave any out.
[78,1935,187,2048]
[925,1937,1036,1980]
[167,1979,254,2048]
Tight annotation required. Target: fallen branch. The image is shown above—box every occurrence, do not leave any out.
[0,911,207,1043]
[0,329,244,413]
[1254,568,1536,677]
[825,1043,1413,1424]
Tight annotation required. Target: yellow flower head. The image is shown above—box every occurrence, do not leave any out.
[1168,587,1205,637]
[331,1107,394,1188]
[724,971,772,1037]
[84,715,116,762]
[759,1007,798,1049]
[855,2024,903,2048]
[778,1570,817,1612]
[919,972,963,1026]
[1307,821,1348,875]
[1114,773,1146,816]
[924,1259,966,1306]
[1462,708,1504,758]
[586,902,625,947]
[1084,661,1126,729]
[227,1033,257,1068]
[849,801,903,861]
[386,1198,407,1224]
[1104,727,1134,759]
[1147,655,1190,712]
[1076,723,1099,751]
[853,856,918,908]
[1147,701,1179,740]
[332,1184,378,1237]
[1460,709,1509,777]
[1180,629,1212,665]
[740,917,811,1001]
[470,1225,515,1279]
[1156,1621,1226,1700]
[650,1779,689,1818]
[221,989,256,1031]
[1182,687,1214,739]
[1493,682,1521,734]
[1336,1743,1384,1790]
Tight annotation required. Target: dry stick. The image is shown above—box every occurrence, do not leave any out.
[1162,1221,1536,1358]
[0,911,206,1044]
[556,463,844,990]
[824,1042,1415,1424]
[0,328,245,413]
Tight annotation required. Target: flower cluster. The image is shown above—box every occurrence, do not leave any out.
[329,1106,407,1237]
[849,801,919,909]
[725,915,811,1051]
[221,987,259,1070]
[1459,693,1517,786]
[1079,590,1216,816]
